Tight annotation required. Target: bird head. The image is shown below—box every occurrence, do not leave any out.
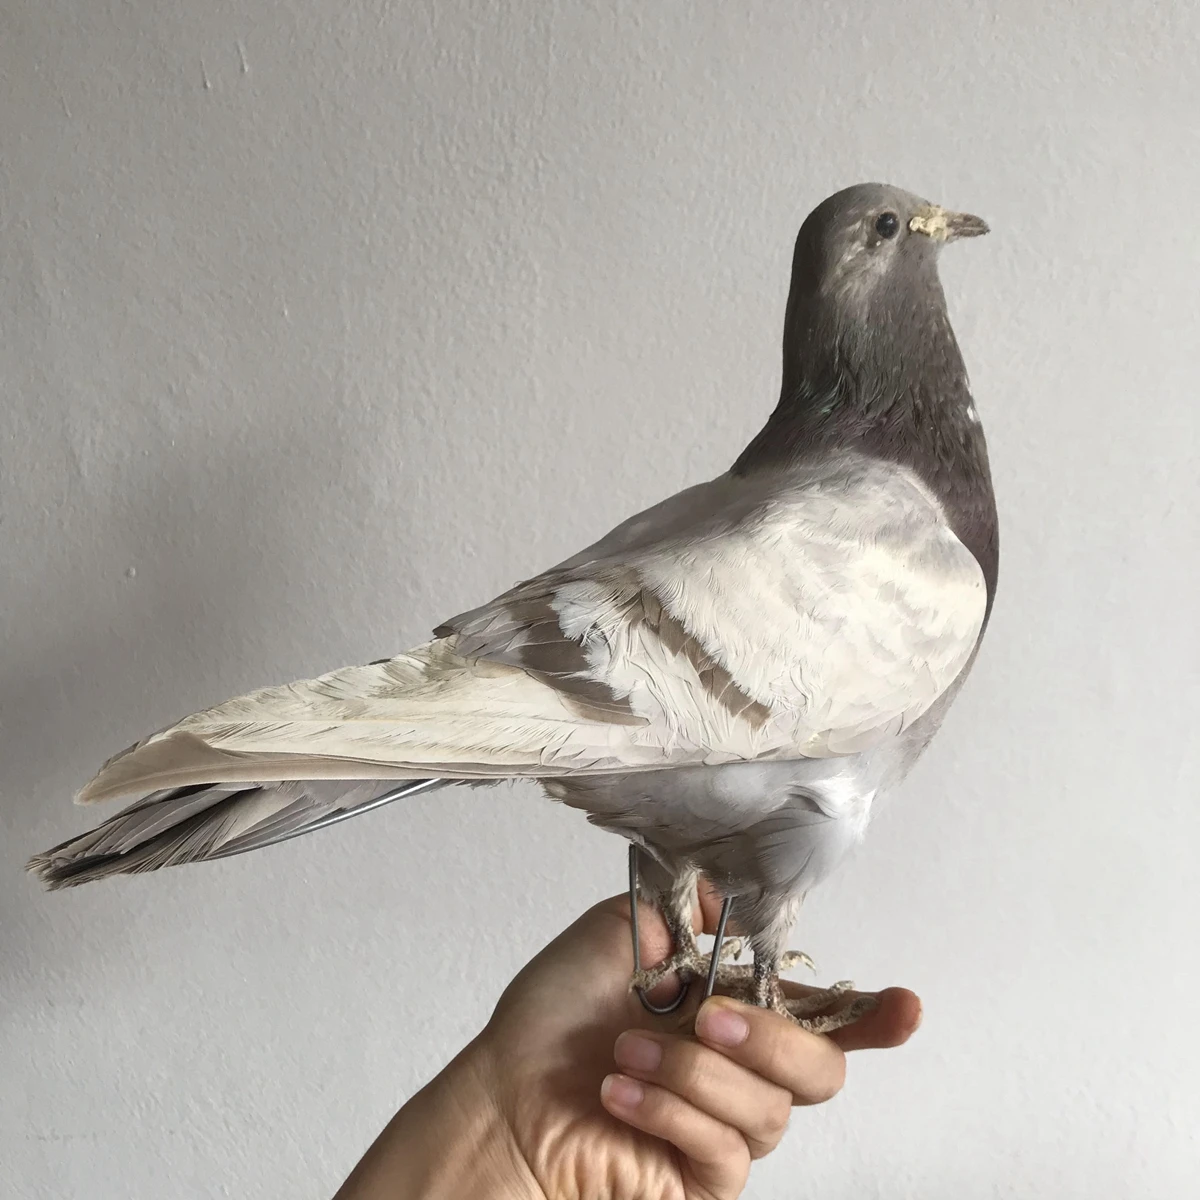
[782,182,988,379]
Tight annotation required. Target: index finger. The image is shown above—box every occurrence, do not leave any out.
[693,996,848,1105]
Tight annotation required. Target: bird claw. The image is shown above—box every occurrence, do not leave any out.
[714,942,814,970]
[720,936,746,961]
[780,948,817,973]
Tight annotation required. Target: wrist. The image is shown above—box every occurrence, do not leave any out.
[335,1034,542,1200]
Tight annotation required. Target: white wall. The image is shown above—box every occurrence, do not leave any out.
[3,2,1197,1196]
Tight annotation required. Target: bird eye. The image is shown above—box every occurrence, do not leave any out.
[874,211,900,239]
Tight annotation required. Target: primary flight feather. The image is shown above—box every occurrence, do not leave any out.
[31,183,998,1027]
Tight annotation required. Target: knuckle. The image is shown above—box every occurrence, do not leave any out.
[800,1055,846,1105]
[748,1135,778,1161]
[667,1040,713,1095]
[748,1096,791,1156]
[750,1009,795,1058]
[710,1122,748,1165]
[762,1093,793,1140]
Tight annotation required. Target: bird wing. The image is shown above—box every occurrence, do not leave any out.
[77,453,986,805]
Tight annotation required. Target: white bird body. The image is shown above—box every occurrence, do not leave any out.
[41,454,982,960]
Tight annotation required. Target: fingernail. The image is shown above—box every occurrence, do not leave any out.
[614,1031,663,1073]
[696,1001,749,1047]
[601,1073,645,1109]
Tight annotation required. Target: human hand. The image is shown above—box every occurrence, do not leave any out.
[335,888,920,1199]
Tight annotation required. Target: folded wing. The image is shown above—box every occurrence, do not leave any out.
[77,453,986,806]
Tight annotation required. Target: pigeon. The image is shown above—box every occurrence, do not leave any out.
[29,183,997,1030]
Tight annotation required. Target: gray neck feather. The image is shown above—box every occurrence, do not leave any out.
[733,274,999,602]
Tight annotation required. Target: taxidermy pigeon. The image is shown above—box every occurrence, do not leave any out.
[30,183,997,1031]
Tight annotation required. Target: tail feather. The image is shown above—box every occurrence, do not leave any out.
[28,777,444,889]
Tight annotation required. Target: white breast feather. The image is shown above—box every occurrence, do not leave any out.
[552,458,985,761]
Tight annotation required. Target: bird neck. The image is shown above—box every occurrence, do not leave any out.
[732,295,999,599]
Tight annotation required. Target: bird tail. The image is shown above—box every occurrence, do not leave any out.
[27,777,445,889]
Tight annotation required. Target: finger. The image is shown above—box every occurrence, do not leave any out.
[695,997,848,1105]
[601,1073,750,1200]
[613,1030,793,1159]
[829,986,922,1050]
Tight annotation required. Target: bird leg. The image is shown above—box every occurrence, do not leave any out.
[629,888,748,999]
[628,846,748,1012]
[628,907,748,993]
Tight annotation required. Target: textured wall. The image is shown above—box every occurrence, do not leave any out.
[2,2,1197,1197]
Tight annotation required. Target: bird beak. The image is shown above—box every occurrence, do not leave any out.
[908,205,990,243]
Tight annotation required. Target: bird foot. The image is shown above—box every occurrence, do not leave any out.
[712,973,876,1033]
[776,980,878,1033]
[631,941,820,1001]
